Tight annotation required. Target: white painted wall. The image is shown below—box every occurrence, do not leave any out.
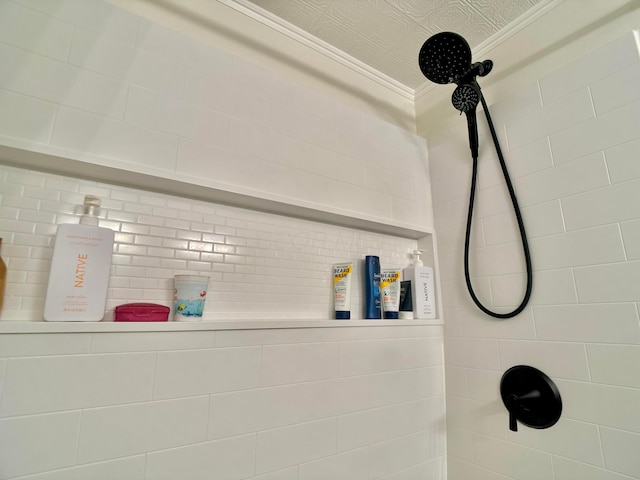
[424,9,640,479]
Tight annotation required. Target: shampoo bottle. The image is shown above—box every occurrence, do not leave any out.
[44,196,115,321]
[364,255,381,319]
[402,250,436,319]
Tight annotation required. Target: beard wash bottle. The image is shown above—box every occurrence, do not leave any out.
[44,195,115,321]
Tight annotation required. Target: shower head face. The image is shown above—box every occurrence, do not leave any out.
[452,84,480,113]
[418,32,472,84]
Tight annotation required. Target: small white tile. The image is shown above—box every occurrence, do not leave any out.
[574,261,640,304]
[444,367,468,398]
[0,359,6,398]
[0,411,81,479]
[261,342,339,386]
[506,88,594,150]
[448,456,507,480]
[298,375,370,422]
[540,31,640,102]
[505,137,554,180]
[0,2,73,60]
[208,385,301,439]
[379,458,445,480]
[272,131,366,187]
[515,152,609,206]
[368,430,444,480]
[370,367,443,408]
[0,43,127,118]
[587,344,640,388]
[153,347,261,399]
[549,98,640,164]
[472,433,553,480]
[51,107,178,172]
[339,337,441,376]
[6,456,145,480]
[621,220,640,260]
[77,396,208,463]
[0,353,155,416]
[472,242,527,277]
[70,29,185,98]
[591,62,640,114]
[137,18,233,72]
[0,90,57,144]
[126,85,229,145]
[228,118,274,163]
[529,224,625,270]
[18,0,139,42]
[0,333,90,357]
[465,368,501,402]
[337,397,443,452]
[298,447,369,480]
[557,379,640,433]
[562,178,640,231]
[534,303,640,344]
[520,200,565,239]
[250,467,299,480]
[89,331,215,353]
[599,427,640,478]
[553,455,633,480]
[255,418,336,475]
[493,268,577,307]
[444,337,499,370]
[269,165,343,211]
[486,81,542,129]
[176,139,271,192]
[606,137,640,184]
[446,396,507,440]
[145,433,256,480]
[499,340,590,380]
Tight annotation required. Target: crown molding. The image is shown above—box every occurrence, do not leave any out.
[219,0,415,101]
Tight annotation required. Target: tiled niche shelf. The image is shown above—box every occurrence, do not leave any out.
[1,144,442,332]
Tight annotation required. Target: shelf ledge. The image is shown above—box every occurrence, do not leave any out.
[0,319,443,334]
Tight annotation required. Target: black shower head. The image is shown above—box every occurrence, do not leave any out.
[419,31,493,85]
[418,32,471,84]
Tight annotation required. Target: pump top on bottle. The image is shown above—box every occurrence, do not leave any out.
[412,250,424,266]
[79,195,101,226]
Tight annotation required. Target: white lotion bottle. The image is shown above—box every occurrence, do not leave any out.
[44,196,115,321]
[402,249,436,319]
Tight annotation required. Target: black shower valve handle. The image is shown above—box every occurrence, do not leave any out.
[506,390,541,432]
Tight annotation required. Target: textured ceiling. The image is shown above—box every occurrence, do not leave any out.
[237,0,544,90]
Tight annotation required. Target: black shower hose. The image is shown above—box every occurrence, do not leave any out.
[463,94,533,318]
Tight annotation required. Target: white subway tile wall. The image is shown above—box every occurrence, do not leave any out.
[0,0,432,232]
[430,31,640,479]
[0,326,445,480]
[0,3,445,479]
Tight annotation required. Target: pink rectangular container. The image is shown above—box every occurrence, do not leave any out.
[114,303,170,322]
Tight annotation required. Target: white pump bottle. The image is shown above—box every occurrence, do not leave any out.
[44,196,115,321]
[402,249,436,320]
